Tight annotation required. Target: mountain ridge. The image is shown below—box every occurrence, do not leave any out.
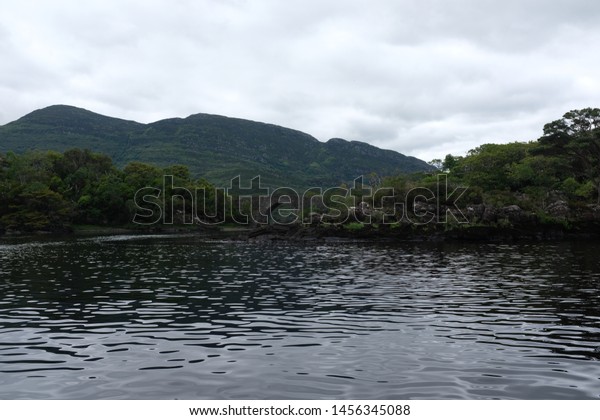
[0,105,433,188]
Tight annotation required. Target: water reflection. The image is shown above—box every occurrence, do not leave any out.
[0,236,599,399]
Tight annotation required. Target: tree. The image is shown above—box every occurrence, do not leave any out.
[453,143,533,191]
[123,162,162,190]
[0,182,73,231]
[442,154,463,172]
[537,108,600,203]
[87,174,133,224]
[428,159,443,171]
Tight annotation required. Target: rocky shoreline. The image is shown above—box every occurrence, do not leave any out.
[246,202,600,242]
[245,221,600,243]
[2,202,600,242]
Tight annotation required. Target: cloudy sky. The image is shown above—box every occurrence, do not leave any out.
[1,0,599,161]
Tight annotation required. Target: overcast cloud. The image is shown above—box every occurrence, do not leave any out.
[1,0,599,161]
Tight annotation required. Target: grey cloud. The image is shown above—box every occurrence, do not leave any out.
[1,0,599,162]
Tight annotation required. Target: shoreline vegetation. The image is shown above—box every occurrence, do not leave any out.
[3,222,600,244]
[2,108,600,242]
[4,219,600,243]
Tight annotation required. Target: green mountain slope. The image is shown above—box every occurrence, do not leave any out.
[0,105,432,188]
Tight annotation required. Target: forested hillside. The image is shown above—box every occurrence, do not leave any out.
[0,105,432,189]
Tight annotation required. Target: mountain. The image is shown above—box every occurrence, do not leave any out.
[0,105,433,188]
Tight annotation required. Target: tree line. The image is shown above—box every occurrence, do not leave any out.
[383,108,600,218]
[1,107,599,234]
[0,149,217,233]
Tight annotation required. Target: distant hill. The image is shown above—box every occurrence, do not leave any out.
[0,105,433,188]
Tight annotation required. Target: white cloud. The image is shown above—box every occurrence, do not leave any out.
[1,0,599,162]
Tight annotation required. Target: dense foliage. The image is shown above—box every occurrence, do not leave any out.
[383,108,600,223]
[0,149,216,233]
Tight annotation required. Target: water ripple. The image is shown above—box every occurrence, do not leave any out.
[0,236,599,398]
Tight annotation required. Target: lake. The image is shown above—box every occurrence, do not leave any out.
[0,234,599,399]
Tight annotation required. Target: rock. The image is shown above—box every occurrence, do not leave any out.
[473,204,535,225]
[503,204,522,213]
[546,200,570,219]
[587,204,600,216]
[413,201,436,215]
[466,204,485,219]
[482,206,498,223]
[305,213,321,225]
[321,213,340,224]
[500,205,531,224]
[357,201,371,215]
[350,201,373,222]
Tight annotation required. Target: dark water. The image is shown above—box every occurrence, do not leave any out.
[0,235,599,399]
